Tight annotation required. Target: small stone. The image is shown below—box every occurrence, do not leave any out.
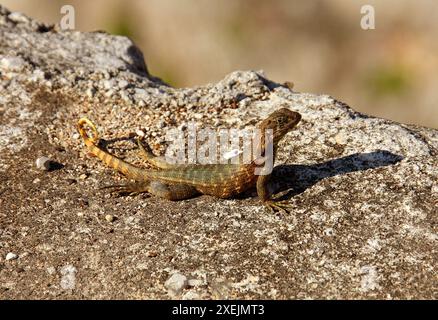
[188,279,204,287]
[86,87,96,98]
[35,156,52,171]
[6,252,18,261]
[136,129,145,138]
[118,80,128,89]
[105,214,115,222]
[32,178,41,184]
[8,12,29,24]
[78,173,88,180]
[0,56,25,71]
[165,272,188,295]
[334,132,347,145]
[102,79,114,90]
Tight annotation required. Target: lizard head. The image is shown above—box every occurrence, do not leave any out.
[258,108,301,144]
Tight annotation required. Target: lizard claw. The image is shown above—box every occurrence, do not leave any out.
[264,200,293,214]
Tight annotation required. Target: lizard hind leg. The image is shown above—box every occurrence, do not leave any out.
[103,180,200,200]
[148,181,200,200]
[137,138,189,170]
[137,138,173,169]
[102,181,151,197]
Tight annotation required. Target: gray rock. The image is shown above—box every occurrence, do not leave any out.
[35,156,52,171]
[5,252,18,261]
[0,4,436,299]
[165,273,188,295]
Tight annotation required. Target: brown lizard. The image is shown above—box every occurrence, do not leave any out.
[77,108,301,213]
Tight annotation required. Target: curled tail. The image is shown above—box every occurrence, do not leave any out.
[77,118,143,179]
[77,118,99,148]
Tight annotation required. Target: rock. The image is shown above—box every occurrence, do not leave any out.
[0,56,25,72]
[105,214,115,222]
[78,173,88,180]
[136,129,145,137]
[0,4,436,299]
[5,252,18,261]
[35,156,52,171]
[86,87,96,98]
[188,279,204,287]
[35,156,63,171]
[118,80,129,89]
[165,273,188,295]
[60,265,77,290]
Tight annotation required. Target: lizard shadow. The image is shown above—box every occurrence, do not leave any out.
[257,150,403,200]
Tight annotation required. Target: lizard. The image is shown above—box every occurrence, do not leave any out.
[77,108,301,213]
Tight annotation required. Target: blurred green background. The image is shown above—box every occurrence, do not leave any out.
[2,0,437,128]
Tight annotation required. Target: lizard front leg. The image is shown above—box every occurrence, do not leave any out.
[256,174,292,214]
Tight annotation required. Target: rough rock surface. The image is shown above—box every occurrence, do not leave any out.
[0,5,436,299]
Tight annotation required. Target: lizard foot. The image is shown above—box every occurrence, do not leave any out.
[101,183,148,197]
[264,200,293,214]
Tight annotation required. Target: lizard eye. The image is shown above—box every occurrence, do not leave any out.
[277,117,286,125]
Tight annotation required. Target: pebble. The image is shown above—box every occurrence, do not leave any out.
[165,272,188,295]
[105,214,115,222]
[78,173,88,180]
[334,132,347,145]
[188,279,204,287]
[136,129,145,137]
[8,12,29,24]
[35,156,52,171]
[86,87,96,98]
[5,252,18,261]
[118,80,128,89]
[103,79,114,90]
[0,56,25,71]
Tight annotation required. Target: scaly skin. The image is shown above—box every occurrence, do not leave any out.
[77,108,301,213]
